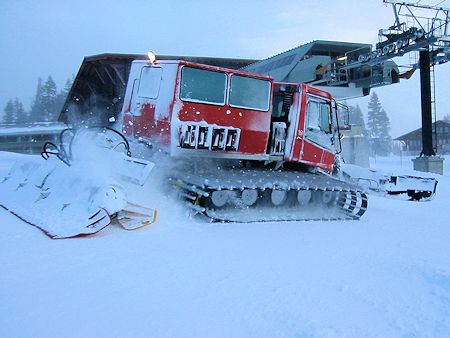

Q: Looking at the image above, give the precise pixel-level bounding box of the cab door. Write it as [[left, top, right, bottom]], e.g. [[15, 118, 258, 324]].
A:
[[300, 96, 336, 171], [130, 65, 163, 139]]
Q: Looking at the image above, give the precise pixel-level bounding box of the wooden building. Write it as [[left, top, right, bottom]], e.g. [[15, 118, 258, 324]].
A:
[[395, 120, 450, 154]]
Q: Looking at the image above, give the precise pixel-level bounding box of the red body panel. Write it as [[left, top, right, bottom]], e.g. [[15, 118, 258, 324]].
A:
[[299, 141, 336, 171], [176, 102, 270, 154], [123, 103, 171, 145]]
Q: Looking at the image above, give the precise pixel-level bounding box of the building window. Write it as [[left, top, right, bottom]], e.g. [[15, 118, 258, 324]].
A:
[[32, 135, 48, 142], [0, 136, 18, 143]]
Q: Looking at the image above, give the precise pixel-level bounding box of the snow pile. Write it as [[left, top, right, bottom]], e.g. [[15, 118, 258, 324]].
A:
[[0, 153, 450, 337], [0, 129, 154, 238]]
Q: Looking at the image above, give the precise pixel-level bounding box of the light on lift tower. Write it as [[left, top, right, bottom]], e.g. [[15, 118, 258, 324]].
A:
[[147, 51, 157, 63]]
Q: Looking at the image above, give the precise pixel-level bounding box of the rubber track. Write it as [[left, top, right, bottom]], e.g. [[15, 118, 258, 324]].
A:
[[173, 169, 368, 222]]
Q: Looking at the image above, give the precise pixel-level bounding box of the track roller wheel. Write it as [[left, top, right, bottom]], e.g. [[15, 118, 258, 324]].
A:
[[271, 189, 287, 206], [321, 191, 335, 205], [211, 190, 231, 207], [241, 189, 258, 206], [297, 190, 312, 205]]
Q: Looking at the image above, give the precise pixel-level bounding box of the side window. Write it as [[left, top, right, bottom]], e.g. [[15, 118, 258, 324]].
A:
[[272, 94, 284, 118], [138, 67, 162, 99], [229, 75, 271, 111], [307, 99, 331, 133], [180, 67, 227, 105], [307, 101, 321, 130], [320, 103, 331, 133], [306, 97, 333, 150]]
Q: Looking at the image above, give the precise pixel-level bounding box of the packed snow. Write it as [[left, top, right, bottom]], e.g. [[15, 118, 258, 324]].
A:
[[1, 151, 450, 338]]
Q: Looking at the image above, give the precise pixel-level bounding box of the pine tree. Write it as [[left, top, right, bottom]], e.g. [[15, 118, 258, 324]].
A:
[[348, 104, 368, 136], [55, 77, 73, 119], [444, 114, 450, 122], [30, 77, 45, 122], [14, 98, 27, 124], [349, 104, 365, 127], [29, 76, 59, 122], [41, 76, 58, 122], [3, 99, 16, 124], [367, 92, 391, 156], [2, 98, 27, 124]]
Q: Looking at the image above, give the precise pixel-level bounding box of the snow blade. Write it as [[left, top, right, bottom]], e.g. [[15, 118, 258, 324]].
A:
[[116, 203, 158, 230], [44, 208, 112, 239], [38, 209, 111, 239], [0, 155, 117, 238], [0, 152, 153, 238], [0, 127, 158, 238], [0, 203, 111, 239]]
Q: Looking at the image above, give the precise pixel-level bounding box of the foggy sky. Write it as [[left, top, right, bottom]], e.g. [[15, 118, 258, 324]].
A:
[[1, 0, 449, 137]]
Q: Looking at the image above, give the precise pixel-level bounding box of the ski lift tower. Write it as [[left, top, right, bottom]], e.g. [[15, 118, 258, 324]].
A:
[[352, 0, 450, 173], [387, 0, 449, 173]]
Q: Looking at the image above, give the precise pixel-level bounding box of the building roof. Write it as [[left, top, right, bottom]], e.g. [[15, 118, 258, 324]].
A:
[[0, 122, 67, 136], [395, 120, 450, 140], [59, 53, 258, 125], [241, 40, 399, 98], [242, 40, 372, 82], [83, 53, 258, 69]]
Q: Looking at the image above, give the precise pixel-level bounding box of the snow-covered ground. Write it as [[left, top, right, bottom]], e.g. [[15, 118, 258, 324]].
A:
[[1, 151, 450, 338]]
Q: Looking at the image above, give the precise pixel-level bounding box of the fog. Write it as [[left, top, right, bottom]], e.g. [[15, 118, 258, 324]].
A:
[[1, 0, 449, 137]]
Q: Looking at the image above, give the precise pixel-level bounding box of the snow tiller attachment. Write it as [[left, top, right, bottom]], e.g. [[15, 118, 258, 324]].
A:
[[0, 127, 156, 239], [341, 164, 438, 201]]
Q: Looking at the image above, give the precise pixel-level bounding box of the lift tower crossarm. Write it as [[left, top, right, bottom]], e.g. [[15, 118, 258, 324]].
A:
[[383, 0, 450, 37], [384, 0, 450, 12]]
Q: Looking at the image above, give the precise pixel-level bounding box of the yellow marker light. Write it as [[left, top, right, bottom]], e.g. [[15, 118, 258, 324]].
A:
[[147, 51, 156, 63], [336, 55, 348, 61]]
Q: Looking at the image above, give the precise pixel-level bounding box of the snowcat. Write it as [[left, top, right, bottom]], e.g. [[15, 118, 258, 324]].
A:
[[112, 56, 371, 221]]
